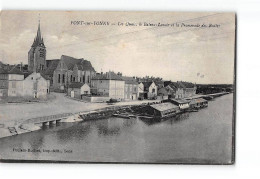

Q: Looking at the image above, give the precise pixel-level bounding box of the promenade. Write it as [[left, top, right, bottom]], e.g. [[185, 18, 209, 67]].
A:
[[0, 93, 159, 126]]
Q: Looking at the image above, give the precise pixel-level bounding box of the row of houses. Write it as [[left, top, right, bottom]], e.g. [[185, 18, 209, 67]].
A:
[[0, 67, 50, 99], [65, 70, 197, 101], [0, 58, 197, 101]]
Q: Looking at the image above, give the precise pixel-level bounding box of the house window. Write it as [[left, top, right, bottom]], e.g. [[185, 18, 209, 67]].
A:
[[80, 77, 82, 82], [73, 77, 75, 82], [33, 82, 37, 90], [62, 74, 65, 83], [152, 88, 155, 93], [58, 74, 60, 83], [12, 82, 16, 88]]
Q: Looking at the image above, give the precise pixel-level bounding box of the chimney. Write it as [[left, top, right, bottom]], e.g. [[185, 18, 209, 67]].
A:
[[20, 62, 23, 71]]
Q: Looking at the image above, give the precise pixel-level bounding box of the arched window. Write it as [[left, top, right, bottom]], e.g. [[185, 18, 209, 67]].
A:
[[62, 74, 65, 83], [58, 74, 60, 83]]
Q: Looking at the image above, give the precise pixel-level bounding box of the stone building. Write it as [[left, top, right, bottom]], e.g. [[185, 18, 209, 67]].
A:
[[121, 75, 138, 100], [67, 82, 90, 99], [164, 81, 197, 99], [142, 81, 158, 99], [0, 67, 50, 99], [0, 67, 24, 97], [138, 82, 144, 99], [91, 71, 125, 100]]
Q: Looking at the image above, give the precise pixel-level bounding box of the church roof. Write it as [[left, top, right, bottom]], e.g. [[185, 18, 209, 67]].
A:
[[61, 55, 95, 72]]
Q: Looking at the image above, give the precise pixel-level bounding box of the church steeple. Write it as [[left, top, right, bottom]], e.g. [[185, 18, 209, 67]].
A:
[[31, 15, 45, 47], [28, 14, 46, 72]]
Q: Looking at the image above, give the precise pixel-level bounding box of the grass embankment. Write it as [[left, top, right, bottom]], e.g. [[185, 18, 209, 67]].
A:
[[0, 93, 56, 104]]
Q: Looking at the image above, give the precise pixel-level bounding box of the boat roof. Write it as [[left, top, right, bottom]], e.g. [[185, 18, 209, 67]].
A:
[[169, 98, 191, 104], [190, 98, 207, 104], [151, 102, 179, 112]]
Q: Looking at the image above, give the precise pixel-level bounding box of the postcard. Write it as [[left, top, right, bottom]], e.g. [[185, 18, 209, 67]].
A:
[[0, 11, 235, 164]]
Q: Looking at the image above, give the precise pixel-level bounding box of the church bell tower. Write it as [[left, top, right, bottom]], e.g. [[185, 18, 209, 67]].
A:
[[28, 17, 46, 72]]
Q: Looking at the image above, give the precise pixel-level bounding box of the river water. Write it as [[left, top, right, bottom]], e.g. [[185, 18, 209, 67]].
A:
[[0, 94, 234, 164]]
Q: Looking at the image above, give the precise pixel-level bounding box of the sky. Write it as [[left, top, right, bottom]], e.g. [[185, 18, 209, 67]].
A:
[[0, 11, 235, 84]]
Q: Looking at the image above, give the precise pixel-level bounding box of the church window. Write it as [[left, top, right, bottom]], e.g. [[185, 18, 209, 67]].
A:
[[62, 74, 65, 83], [58, 74, 60, 83], [71, 75, 73, 82], [88, 76, 90, 83], [83, 76, 85, 83]]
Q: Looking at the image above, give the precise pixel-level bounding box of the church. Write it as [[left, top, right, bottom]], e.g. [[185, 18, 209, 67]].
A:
[[28, 20, 96, 92], [28, 22, 46, 72]]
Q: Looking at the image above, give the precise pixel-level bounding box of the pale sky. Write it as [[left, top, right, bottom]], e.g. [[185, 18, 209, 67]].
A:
[[0, 11, 235, 84]]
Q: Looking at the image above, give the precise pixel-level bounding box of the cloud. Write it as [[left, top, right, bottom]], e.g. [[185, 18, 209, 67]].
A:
[[0, 29, 35, 64]]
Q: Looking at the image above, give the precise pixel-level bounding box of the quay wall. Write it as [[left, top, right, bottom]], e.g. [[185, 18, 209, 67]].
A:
[[0, 92, 231, 139]]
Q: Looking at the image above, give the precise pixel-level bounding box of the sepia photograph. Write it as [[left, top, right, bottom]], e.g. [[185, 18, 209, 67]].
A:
[[0, 11, 235, 164]]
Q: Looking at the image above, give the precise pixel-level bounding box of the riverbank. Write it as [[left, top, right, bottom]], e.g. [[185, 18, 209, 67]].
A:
[[0, 93, 159, 139], [0, 92, 230, 139]]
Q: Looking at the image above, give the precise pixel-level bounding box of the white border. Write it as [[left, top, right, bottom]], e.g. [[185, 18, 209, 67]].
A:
[[1, 0, 260, 179]]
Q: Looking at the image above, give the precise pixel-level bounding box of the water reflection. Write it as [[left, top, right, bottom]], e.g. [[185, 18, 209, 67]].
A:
[[55, 122, 92, 143], [139, 113, 191, 126]]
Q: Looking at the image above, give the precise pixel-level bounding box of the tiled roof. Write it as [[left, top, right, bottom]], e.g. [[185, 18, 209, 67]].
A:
[[7, 66, 24, 75], [169, 98, 190, 104], [92, 72, 123, 81], [142, 82, 153, 88], [45, 59, 60, 75], [121, 76, 138, 84], [68, 82, 85, 88], [164, 81, 195, 89], [151, 102, 179, 112], [179, 81, 195, 88], [190, 98, 207, 104], [61, 55, 95, 72], [24, 72, 49, 80]]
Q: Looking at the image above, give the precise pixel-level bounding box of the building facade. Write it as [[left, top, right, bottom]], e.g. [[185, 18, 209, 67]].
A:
[[138, 82, 144, 99], [91, 72, 125, 100], [121, 76, 138, 100], [164, 81, 197, 99], [52, 55, 95, 92], [67, 82, 90, 99], [0, 68, 50, 99], [142, 81, 158, 99]]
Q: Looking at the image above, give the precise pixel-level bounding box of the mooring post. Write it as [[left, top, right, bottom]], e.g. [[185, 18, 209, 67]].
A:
[[49, 121, 56, 125], [42, 122, 48, 126]]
